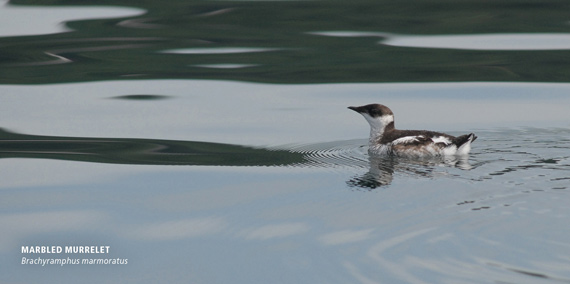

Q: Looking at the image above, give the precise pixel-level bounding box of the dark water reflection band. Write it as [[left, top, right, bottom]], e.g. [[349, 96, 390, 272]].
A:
[[0, 128, 306, 167]]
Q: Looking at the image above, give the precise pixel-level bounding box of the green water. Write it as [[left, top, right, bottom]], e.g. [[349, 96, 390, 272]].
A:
[[3, 0, 570, 84]]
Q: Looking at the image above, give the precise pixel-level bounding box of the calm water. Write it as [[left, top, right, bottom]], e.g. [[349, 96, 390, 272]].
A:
[[1, 1, 570, 284]]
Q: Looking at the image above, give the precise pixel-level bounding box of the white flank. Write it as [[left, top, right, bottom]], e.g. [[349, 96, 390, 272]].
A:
[[441, 145, 458, 156]]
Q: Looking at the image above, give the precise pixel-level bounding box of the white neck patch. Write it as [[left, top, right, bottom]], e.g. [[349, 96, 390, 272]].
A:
[[362, 114, 393, 143]]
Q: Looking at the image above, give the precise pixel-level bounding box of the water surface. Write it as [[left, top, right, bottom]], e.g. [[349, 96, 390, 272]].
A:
[[2, 81, 569, 284]]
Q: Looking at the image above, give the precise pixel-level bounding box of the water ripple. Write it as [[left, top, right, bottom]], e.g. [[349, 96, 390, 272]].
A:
[[283, 139, 369, 169]]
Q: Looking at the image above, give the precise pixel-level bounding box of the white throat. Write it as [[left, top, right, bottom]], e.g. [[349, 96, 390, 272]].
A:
[[362, 114, 393, 145]]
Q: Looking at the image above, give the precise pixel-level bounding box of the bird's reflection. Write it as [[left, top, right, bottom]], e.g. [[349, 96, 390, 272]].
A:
[[347, 153, 473, 190], [347, 155, 396, 189]]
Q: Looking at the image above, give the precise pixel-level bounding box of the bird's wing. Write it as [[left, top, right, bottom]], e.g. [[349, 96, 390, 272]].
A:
[[391, 135, 431, 146], [391, 135, 455, 148]]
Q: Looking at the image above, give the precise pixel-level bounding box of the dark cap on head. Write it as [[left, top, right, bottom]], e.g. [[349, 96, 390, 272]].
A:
[[348, 104, 393, 118]]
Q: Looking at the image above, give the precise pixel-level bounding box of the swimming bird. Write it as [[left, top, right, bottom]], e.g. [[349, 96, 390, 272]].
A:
[[348, 104, 476, 157]]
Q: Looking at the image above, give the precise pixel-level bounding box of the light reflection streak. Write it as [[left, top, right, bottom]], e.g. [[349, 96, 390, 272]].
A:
[[311, 31, 570, 50], [0, 1, 145, 37]]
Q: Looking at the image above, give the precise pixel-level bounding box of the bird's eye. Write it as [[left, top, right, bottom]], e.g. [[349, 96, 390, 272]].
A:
[[370, 109, 382, 117]]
